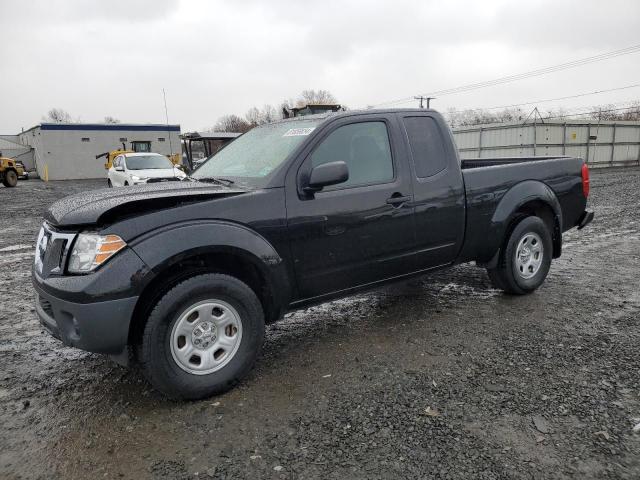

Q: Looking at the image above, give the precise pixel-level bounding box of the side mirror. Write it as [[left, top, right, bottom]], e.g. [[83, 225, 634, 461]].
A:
[[115, 165, 124, 172], [305, 161, 349, 193]]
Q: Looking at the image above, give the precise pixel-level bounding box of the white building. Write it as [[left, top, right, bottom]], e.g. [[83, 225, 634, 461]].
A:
[[15, 123, 181, 180]]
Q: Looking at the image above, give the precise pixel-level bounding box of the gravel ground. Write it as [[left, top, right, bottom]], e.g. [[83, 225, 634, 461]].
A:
[[1, 168, 639, 480]]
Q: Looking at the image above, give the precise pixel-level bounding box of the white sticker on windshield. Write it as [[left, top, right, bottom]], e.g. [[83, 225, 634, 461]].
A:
[[283, 127, 315, 137]]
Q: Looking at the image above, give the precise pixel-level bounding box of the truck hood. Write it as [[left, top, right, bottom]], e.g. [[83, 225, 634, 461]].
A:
[[45, 181, 247, 227]]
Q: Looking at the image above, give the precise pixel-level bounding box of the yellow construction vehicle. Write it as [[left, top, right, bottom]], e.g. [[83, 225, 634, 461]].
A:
[[96, 143, 134, 170], [0, 155, 25, 187]]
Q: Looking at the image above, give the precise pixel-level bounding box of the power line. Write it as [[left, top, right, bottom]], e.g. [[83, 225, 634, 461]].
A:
[[447, 83, 640, 113], [373, 43, 640, 107], [542, 103, 640, 120]]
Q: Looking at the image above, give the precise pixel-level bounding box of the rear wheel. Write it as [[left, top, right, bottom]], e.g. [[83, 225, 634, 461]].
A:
[[487, 216, 552, 295], [2, 169, 18, 187], [139, 274, 265, 399], [107, 179, 112, 188]]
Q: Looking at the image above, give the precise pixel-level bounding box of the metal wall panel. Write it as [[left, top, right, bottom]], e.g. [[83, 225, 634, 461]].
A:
[[453, 120, 640, 167]]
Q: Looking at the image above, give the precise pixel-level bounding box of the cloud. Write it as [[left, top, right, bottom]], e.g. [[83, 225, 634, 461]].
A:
[[1, 0, 639, 133]]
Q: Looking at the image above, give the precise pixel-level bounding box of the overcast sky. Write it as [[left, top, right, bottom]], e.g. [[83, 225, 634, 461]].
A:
[[2, 0, 639, 133]]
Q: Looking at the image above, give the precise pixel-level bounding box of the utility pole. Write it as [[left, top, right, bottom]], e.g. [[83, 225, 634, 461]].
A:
[[415, 96, 435, 108]]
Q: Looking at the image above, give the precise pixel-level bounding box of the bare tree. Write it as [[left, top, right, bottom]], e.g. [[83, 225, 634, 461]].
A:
[[584, 102, 640, 121], [445, 106, 535, 128], [212, 90, 340, 130], [245, 105, 278, 126], [213, 114, 252, 133], [44, 108, 73, 123], [297, 89, 337, 107], [103, 116, 120, 124]]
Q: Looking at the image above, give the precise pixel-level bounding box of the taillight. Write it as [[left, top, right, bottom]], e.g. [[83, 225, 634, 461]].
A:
[[581, 163, 590, 198]]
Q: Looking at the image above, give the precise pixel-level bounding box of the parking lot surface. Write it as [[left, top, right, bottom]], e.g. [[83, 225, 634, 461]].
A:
[[1, 169, 639, 479]]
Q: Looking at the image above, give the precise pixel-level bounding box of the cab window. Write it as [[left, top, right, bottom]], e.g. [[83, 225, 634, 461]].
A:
[[402, 116, 447, 178], [309, 121, 393, 189]]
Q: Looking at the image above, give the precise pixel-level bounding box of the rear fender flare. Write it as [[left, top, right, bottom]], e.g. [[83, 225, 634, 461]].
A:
[[484, 181, 562, 264]]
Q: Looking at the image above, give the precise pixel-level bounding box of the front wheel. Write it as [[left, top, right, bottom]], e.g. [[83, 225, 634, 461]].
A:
[[487, 216, 552, 295], [2, 170, 18, 187], [139, 274, 265, 399]]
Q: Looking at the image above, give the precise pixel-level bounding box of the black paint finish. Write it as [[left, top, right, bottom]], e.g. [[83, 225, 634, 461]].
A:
[[32, 109, 592, 355]]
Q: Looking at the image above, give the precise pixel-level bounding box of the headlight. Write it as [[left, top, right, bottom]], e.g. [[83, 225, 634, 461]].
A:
[[131, 175, 148, 181], [68, 233, 126, 273]]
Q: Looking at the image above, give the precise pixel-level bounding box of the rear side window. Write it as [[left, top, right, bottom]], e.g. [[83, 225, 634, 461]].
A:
[[310, 121, 394, 189], [403, 116, 447, 178]]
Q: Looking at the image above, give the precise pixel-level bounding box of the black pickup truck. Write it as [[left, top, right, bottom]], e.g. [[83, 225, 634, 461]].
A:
[[33, 109, 593, 399]]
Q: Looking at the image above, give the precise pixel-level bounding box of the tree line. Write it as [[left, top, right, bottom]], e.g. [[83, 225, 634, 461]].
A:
[[41, 89, 339, 133], [43, 93, 640, 132], [210, 89, 338, 133], [445, 102, 640, 128]]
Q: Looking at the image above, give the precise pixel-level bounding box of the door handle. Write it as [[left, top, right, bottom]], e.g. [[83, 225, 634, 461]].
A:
[[386, 194, 411, 207]]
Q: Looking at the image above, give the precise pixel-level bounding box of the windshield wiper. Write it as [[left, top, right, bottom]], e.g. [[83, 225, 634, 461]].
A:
[[190, 176, 236, 186]]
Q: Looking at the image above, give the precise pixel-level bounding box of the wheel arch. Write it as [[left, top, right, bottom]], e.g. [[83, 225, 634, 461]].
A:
[[127, 221, 291, 348], [483, 181, 563, 266]]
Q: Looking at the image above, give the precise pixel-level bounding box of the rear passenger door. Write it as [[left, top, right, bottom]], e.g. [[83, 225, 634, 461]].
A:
[[399, 114, 465, 267], [286, 115, 416, 299]]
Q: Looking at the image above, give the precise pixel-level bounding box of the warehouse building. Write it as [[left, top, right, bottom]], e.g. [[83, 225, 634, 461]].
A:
[[15, 123, 181, 180], [0, 135, 33, 166]]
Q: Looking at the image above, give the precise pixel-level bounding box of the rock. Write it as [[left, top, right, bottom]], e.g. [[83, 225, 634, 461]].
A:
[[485, 384, 506, 392], [423, 406, 440, 417], [274, 465, 284, 472], [532, 415, 551, 434]]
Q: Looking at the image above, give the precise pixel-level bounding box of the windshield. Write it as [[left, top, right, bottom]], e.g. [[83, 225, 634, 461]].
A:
[[125, 155, 173, 170], [192, 119, 320, 182]]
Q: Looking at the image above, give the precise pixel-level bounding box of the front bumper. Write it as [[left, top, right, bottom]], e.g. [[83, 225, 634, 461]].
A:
[[32, 247, 149, 355], [35, 286, 137, 355]]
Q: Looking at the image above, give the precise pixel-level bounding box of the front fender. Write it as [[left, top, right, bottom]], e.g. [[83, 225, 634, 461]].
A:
[[483, 180, 562, 262], [130, 220, 291, 315]]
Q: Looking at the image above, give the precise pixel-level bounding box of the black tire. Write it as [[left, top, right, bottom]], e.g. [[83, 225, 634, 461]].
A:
[[107, 179, 112, 188], [2, 169, 18, 187], [124, 181, 129, 186], [139, 274, 265, 400], [487, 216, 552, 295]]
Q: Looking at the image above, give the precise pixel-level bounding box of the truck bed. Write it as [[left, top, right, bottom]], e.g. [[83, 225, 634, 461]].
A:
[[458, 155, 587, 263]]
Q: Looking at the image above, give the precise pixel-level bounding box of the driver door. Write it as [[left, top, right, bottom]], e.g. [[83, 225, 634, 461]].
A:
[[286, 116, 416, 300]]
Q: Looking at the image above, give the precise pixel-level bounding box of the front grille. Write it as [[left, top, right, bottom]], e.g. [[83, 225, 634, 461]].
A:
[[35, 223, 76, 277], [43, 238, 66, 272], [146, 177, 180, 183]]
